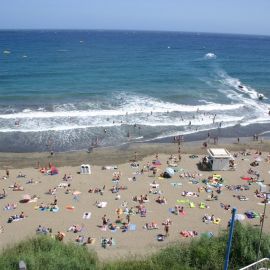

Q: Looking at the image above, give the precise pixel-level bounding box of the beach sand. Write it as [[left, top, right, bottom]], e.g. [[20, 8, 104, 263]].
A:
[[0, 139, 270, 261]]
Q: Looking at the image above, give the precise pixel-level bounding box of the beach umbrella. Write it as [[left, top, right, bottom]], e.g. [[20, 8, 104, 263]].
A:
[[255, 157, 262, 162], [22, 194, 31, 201], [73, 191, 81, 195], [165, 167, 175, 176]]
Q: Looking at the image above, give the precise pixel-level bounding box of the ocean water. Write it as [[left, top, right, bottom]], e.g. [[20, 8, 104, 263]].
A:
[[0, 30, 270, 152]]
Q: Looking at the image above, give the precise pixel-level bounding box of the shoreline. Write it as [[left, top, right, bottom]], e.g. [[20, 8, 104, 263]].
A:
[[0, 136, 269, 169]]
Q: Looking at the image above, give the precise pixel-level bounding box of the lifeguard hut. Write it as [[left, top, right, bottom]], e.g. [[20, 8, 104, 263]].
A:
[[207, 148, 234, 171]]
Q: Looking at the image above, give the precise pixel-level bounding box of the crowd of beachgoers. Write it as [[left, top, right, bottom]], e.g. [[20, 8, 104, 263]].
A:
[[0, 144, 269, 258]]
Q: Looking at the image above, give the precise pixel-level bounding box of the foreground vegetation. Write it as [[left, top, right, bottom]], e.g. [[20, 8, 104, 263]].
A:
[[0, 223, 269, 270]]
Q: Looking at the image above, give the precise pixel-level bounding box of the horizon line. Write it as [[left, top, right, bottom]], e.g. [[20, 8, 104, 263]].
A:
[[0, 28, 269, 38]]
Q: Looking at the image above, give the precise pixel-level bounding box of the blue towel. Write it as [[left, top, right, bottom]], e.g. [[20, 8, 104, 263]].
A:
[[129, 224, 136, 231]]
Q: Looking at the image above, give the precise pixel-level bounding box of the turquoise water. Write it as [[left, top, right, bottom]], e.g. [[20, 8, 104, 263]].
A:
[[0, 30, 270, 151]]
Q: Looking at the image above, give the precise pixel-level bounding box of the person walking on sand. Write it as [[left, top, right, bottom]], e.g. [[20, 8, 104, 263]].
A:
[[164, 223, 169, 237], [126, 214, 130, 224]]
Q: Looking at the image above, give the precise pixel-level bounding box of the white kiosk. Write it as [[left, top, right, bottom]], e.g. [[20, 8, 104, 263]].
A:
[[207, 148, 234, 171], [80, 164, 91, 174]]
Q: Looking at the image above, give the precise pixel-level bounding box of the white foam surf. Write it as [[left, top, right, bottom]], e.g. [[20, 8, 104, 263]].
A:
[[204, 52, 216, 59]]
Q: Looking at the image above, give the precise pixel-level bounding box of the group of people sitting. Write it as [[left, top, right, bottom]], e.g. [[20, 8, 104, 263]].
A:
[[36, 225, 52, 235], [173, 206, 185, 215], [132, 194, 149, 203], [3, 203, 17, 210], [202, 214, 220, 224], [156, 196, 167, 204], [75, 235, 95, 245], [67, 224, 84, 233], [144, 222, 159, 230], [101, 237, 113, 248], [7, 212, 26, 223], [88, 186, 105, 195]]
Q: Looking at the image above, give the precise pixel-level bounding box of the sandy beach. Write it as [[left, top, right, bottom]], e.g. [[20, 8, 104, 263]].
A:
[[0, 139, 270, 261]]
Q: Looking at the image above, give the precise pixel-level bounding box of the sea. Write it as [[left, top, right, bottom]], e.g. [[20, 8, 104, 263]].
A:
[[0, 30, 270, 152]]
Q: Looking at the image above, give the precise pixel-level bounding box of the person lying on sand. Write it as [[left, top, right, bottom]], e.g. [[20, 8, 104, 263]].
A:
[[220, 203, 231, 210], [11, 183, 24, 191]]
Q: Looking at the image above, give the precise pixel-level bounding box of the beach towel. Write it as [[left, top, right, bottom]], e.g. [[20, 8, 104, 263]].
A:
[[241, 177, 252, 181], [245, 211, 260, 219], [189, 180, 199, 184], [201, 232, 214, 238], [189, 202, 195, 208], [170, 182, 182, 187], [83, 212, 91, 219], [213, 218, 221, 225], [129, 224, 136, 231], [176, 199, 189, 204], [66, 205, 75, 210], [51, 207, 59, 213], [199, 203, 206, 209]]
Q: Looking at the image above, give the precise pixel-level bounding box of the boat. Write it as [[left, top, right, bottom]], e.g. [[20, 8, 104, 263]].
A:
[[238, 85, 244, 89]]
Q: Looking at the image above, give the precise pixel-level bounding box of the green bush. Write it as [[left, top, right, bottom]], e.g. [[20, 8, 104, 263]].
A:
[[0, 236, 98, 270], [0, 223, 269, 270]]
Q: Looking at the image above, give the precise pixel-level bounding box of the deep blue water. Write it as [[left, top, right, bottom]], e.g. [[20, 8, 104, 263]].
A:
[[0, 30, 270, 151]]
